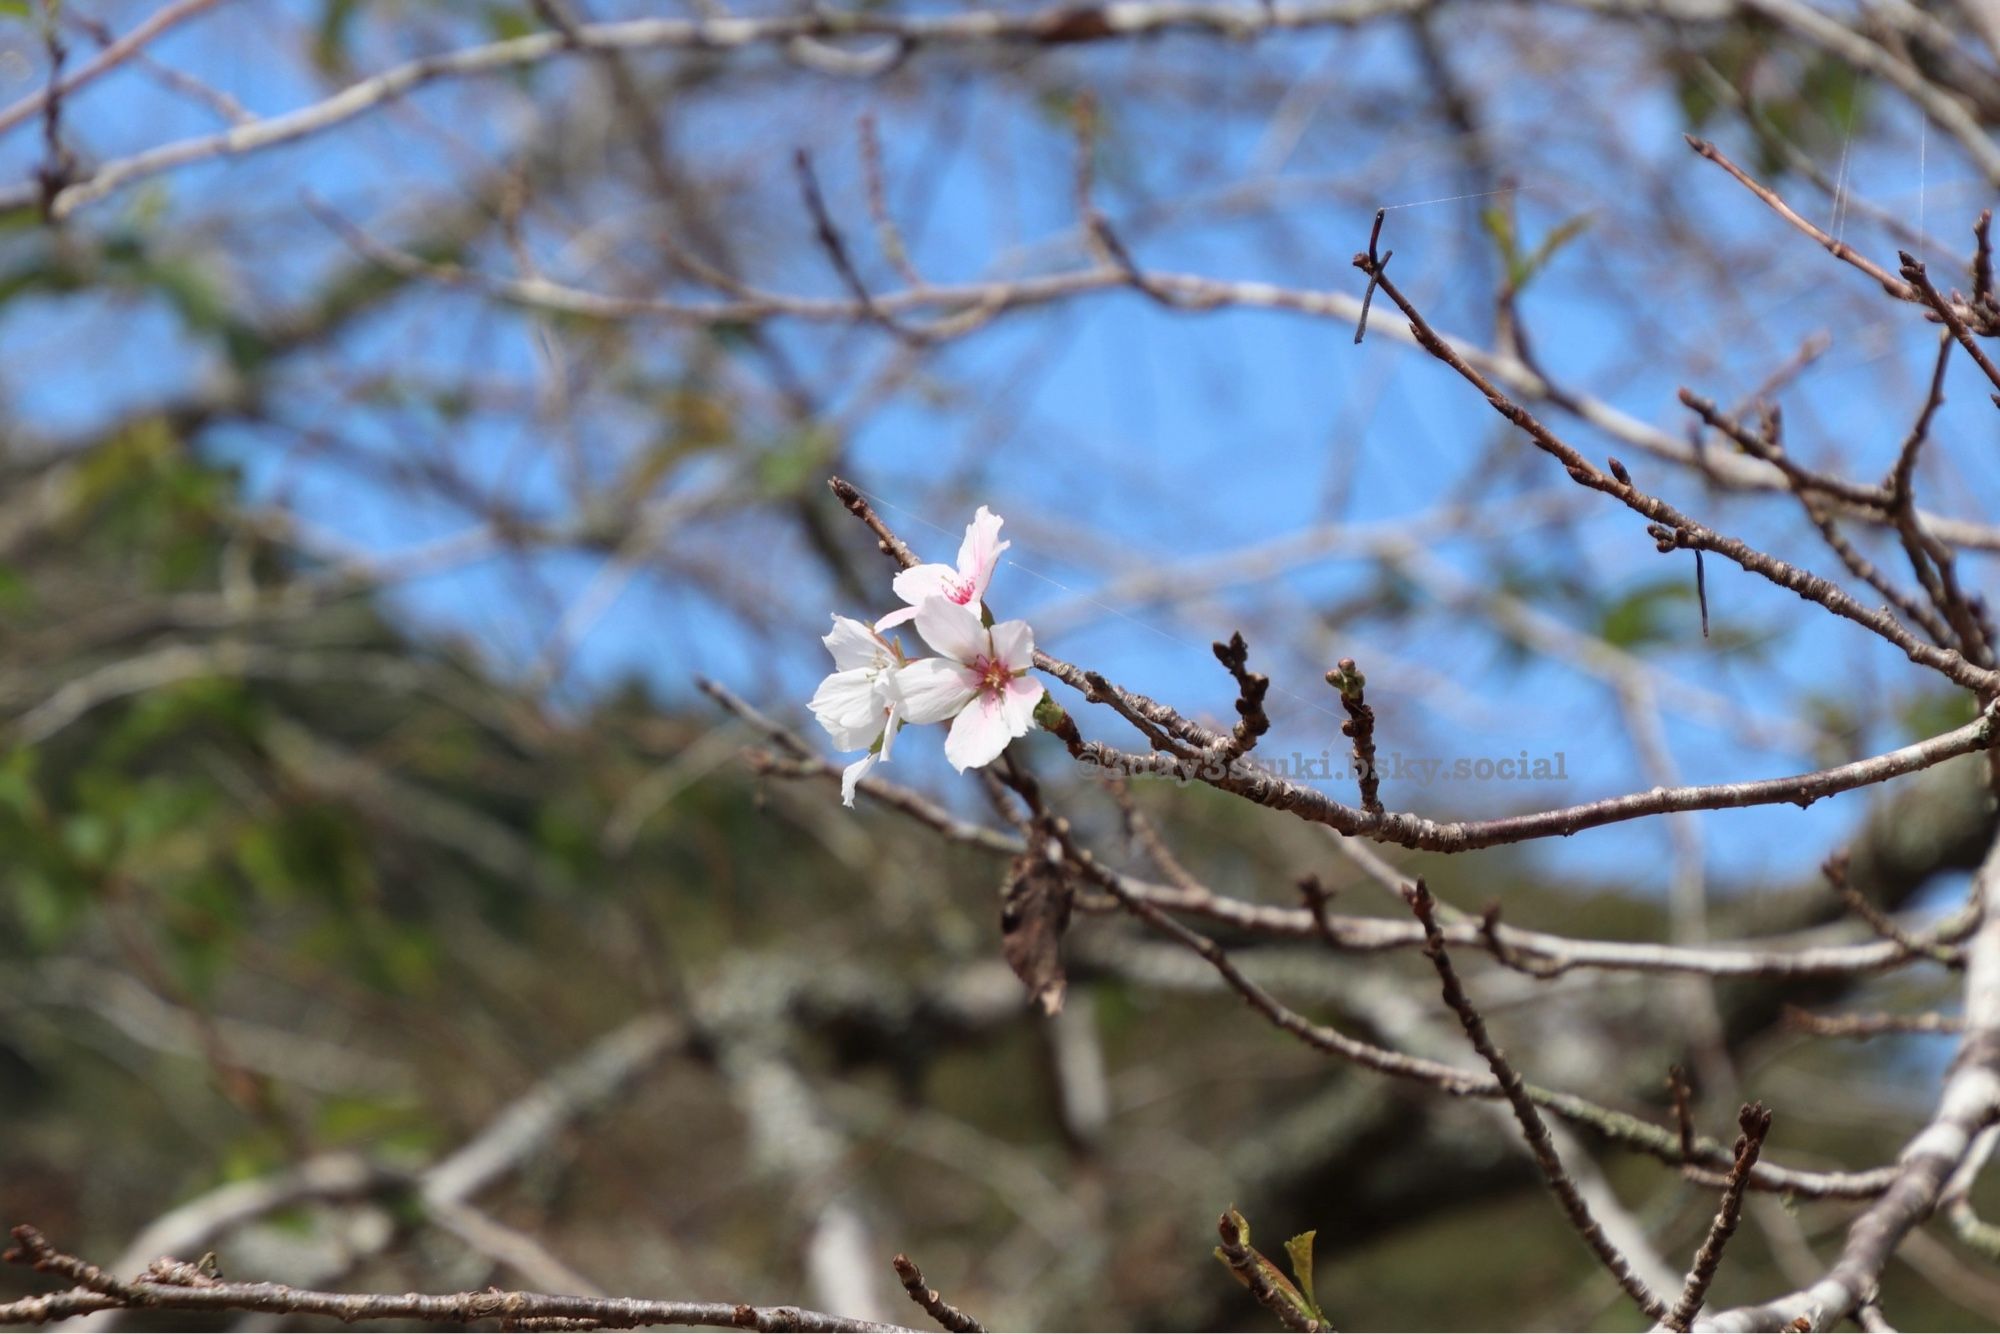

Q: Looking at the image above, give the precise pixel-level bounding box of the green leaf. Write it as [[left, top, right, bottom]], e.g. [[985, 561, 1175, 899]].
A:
[[481, 2, 537, 40], [313, 0, 363, 75], [1899, 690, 1979, 746], [1285, 1230, 1324, 1323], [1596, 577, 1694, 650], [1520, 213, 1593, 284], [0, 747, 42, 820], [756, 425, 839, 498], [1479, 206, 1519, 277], [1214, 1209, 1320, 1328], [1485, 204, 1592, 290], [60, 812, 113, 866]]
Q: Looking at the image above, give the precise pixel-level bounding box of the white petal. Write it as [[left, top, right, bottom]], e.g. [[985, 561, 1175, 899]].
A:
[[878, 706, 903, 762], [891, 564, 960, 609], [944, 690, 1016, 771], [914, 597, 989, 665], [956, 506, 1010, 600], [874, 605, 919, 632], [822, 614, 885, 672], [811, 669, 884, 751], [988, 618, 1036, 671], [840, 751, 878, 807], [1000, 674, 1044, 735], [890, 658, 981, 725]]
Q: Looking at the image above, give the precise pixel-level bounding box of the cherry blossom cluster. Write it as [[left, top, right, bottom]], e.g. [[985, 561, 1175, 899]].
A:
[[810, 507, 1046, 806]]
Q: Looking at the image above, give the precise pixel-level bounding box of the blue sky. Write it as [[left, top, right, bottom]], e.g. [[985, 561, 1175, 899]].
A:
[[2, 0, 1994, 903]]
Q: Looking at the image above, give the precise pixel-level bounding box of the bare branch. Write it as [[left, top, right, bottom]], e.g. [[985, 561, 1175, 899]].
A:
[[890, 1255, 984, 1334], [1667, 1103, 1775, 1330], [1402, 878, 1670, 1323], [1, 1226, 911, 1332]]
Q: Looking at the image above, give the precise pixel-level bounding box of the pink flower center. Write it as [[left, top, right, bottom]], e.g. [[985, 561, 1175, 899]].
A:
[[973, 654, 1011, 695], [945, 576, 977, 605]]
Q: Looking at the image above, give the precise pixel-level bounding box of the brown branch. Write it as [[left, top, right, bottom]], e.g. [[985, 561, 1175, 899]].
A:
[[1354, 250, 1996, 696], [1352, 207, 1389, 344], [1704, 839, 2000, 1332], [726, 674, 1983, 992], [1402, 879, 1670, 1323], [722, 689, 1913, 1200], [1109, 777, 1204, 894], [1975, 210, 1995, 310], [1802, 499, 1956, 650], [1211, 631, 1271, 761], [1325, 657, 1382, 815], [1665, 1103, 1774, 1330], [1685, 135, 1914, 302], [1668, 1065, 1698, 1160], [1901, 251, 2000, 395], [1, 1226, 910, 1332], [1214, 1211, 1322, 1333], [1678, 390, 1887, 513], [1881, 334, 1992, 669], [838, 422, 2000, 856], [828, 476, 921, 571], [1478, 902, 1564, 979], [1051, 695, 2000, 853], [1298, 873, 1342, 950], [1826, 850, 1965, 969], [794, 150, 923, 345], [889, 1255, 984, 1333], [858, 115, 924, 290]]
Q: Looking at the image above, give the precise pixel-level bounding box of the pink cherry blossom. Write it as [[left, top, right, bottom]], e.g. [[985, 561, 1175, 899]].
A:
[[891, 597, 1044, 772], [874, 506, 1009, 631]]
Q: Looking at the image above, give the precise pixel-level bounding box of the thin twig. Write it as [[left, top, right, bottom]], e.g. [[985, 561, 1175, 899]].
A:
[[1352, 207, 1389, 344], [1401, 879, 1669, 1321], [889, 1255, 984, 1333], [858, 116, 924, 289], [1211, 631, 1271, 761], [1901, 251, 2000, 394], [794, 150, 922, 344], [1215, 1212, 1321, 1332], [1, 1226, 910, 1332], [1666, 1103, 1775, 1330]]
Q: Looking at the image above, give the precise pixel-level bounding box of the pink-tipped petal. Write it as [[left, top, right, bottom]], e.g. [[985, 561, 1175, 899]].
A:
[[957, 506, 1010, 598], [891, 563, 960, 609], [873, 605, 919, 632]]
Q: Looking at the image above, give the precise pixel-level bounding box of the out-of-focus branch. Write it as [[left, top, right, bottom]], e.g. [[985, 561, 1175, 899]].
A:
[[1702, 836, 2000, 1332], [0, 1225, 910, 1332], [0, 0, 231, 136]]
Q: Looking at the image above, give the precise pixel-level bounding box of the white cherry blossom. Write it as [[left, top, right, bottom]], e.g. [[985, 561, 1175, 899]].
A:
[[809, 614, 908, 806], [891, 596, 1044, 772]]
